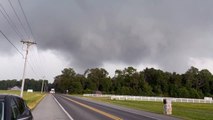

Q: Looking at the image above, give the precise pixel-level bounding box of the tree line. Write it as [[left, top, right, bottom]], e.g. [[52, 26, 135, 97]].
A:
[[53, 66, 213, 98], [0, 79, 48, 92]]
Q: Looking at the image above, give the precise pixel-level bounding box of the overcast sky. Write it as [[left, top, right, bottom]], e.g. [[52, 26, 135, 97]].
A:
[[1, 0, 213, 82]]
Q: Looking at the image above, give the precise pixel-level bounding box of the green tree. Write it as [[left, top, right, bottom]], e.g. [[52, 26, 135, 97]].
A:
[[183, 66, 199, 89], [84, 68, 110, 92], [197, 69, 212, 95], [178, 87, 190, 98], [53, 68, 76, 93]]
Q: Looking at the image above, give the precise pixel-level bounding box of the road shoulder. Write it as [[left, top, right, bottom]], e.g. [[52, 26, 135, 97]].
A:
[[32, 94, 70, 120]]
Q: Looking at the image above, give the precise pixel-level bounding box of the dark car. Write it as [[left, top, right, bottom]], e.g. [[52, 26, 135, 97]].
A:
[[0, 94, 33, 120]]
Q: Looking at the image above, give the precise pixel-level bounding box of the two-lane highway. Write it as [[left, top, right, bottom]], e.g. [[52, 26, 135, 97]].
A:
[[53, 94, 181, 120]]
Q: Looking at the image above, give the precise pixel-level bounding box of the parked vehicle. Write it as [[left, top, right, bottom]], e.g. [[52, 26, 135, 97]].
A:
[[0, 94, 33, 120]]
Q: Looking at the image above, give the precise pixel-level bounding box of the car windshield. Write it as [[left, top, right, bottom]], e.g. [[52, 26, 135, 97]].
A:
[[0, 102, 4, 120]]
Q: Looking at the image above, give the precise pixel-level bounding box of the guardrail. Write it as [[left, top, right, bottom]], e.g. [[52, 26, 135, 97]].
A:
[[83, 94, 213, 103]]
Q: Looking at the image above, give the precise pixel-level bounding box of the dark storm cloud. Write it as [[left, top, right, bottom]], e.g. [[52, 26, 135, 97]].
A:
[[1, 0, 213, 73]]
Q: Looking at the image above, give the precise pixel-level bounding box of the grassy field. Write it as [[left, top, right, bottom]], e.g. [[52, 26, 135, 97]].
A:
[[83, 96, 213, 120], [0, 90, 46, 109]]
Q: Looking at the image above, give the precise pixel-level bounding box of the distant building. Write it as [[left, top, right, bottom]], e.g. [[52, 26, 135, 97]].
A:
[[204, 97, 212, 101], [9, 86, 21, 91], [27, 89, 33, 93]]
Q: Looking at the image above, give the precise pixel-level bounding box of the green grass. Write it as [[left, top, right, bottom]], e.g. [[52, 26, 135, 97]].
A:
[[81, 96, 213, 120], [0, 90, 46, 109]]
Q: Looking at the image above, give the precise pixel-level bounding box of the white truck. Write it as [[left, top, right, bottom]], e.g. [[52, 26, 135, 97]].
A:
[[50, 88, 55, 93]]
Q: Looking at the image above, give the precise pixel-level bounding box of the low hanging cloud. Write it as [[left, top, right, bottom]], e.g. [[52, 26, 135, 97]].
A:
[[1, 0, 213, 73]]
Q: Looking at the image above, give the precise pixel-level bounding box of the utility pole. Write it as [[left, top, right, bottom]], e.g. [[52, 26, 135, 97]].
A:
[[41, 76, 45, 93], [20, 40, 36, 98]]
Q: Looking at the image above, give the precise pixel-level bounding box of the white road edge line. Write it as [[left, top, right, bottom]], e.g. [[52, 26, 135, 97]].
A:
[[52, 94, 74, 120]]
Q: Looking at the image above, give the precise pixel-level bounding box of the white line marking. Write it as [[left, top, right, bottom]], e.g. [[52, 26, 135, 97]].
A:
[[52, 94, 74, 120]]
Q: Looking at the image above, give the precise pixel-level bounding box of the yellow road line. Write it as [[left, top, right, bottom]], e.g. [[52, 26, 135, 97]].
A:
[[62, 96, 123, 120]]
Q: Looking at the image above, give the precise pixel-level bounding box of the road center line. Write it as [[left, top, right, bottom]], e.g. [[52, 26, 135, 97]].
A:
[[62, 96, 123, 120]]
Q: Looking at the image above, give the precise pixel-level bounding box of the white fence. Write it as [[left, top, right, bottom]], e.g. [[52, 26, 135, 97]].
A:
[[83, 94, 213, 104], [111, 96, 213, 104], [83, 94, 115, 97]]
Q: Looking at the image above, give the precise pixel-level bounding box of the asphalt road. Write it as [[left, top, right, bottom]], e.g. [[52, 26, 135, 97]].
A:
[[33, 94, 70, 120], [53, 94, 181, 120]]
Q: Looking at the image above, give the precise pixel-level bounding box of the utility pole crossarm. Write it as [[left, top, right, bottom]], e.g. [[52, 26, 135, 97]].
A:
[[21, 40, 36, 45], [20, 40, 36, 98]]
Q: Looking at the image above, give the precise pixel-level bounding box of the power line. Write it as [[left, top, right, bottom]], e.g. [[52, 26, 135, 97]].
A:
[[0, 4, 24, 40], [0, 1, 42, 90], [8, 0, 29, 39], [25, 45, 47, 82], [0, 30, 24, 57], [27, 47, 44, 79], [33, 46, 47, 76], [34, 46, 53, 80], [18, 0, 34, 41], [27, 61, 41, 80]]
